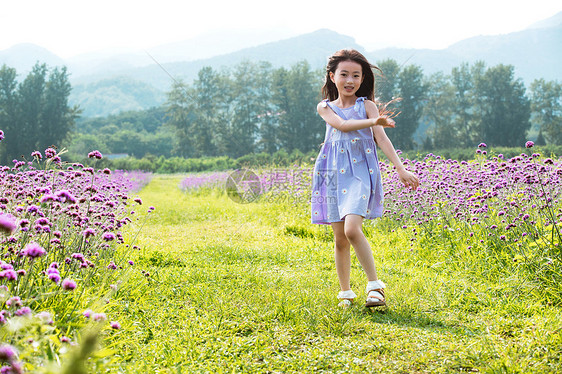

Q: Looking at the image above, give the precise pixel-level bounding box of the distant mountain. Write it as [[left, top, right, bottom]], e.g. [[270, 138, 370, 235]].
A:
[[527, 10, 562, 29], [71, 29, 362, 90], [0, 43, 65, 73], [71, 76, 166, 117], [64, 27, 296, 79], [367, 23, 561, 83], [0, 12, 560, 117]]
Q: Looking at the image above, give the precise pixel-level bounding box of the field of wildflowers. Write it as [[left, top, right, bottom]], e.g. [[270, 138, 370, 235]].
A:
[[179, 143, 562, 304], [2, 130, 562, 371], [0, 133, 153, 372]]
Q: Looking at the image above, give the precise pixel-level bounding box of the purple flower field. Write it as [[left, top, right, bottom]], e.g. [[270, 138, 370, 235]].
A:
[[0, 141, 153, 371], [180, 145, 562, 301], [178, 172, 230, 191]]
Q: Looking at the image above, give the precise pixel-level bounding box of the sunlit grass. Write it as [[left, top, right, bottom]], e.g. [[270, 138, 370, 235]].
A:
[[103, 175, 562, 373]]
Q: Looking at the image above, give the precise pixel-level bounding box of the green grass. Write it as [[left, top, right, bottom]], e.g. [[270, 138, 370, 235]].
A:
[[100, 175, 562, 373]]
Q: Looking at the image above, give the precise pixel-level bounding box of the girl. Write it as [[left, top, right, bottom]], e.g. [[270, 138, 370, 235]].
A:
[[311, 49, 419, 308]]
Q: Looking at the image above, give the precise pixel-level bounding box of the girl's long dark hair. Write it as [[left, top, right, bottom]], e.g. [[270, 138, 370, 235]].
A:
[[321, 49, 381, 102]]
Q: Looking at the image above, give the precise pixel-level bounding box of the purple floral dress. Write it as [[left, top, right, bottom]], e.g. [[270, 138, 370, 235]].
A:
[[311, 97, 384, 225]]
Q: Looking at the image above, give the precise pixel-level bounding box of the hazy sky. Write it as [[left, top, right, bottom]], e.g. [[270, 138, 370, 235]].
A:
[[1, 0, 560, 58]]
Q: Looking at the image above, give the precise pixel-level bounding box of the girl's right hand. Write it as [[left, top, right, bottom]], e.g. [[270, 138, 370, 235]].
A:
[[374, 116, 395, 128]]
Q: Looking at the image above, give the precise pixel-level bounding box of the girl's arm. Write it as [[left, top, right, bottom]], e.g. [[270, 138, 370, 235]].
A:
[[317, 101, 395, 133], [366, 101, 420, 190]]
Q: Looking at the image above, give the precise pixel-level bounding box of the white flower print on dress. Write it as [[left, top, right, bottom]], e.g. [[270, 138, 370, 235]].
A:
[[369, 168, 374, 174], [339, 168, 345, 174], [366, 148, 372, 154], [352, 158, 358, 163], [361, 194, 367, 200], [342, 188, 348, 194]]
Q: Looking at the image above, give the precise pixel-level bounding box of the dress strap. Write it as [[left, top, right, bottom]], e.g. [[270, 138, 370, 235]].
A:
[[323, 100, 348, 120], [354, 97, 367, 118]]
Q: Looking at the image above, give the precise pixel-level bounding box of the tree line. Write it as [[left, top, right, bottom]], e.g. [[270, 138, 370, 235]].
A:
[[0, 60, 561, 165], [166, 59, 561, 157], [0, 63, 79, 164]]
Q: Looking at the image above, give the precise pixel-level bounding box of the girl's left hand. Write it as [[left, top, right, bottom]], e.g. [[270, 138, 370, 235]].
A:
[[374, 115, 395, 128], [397, 169, 419, 190]]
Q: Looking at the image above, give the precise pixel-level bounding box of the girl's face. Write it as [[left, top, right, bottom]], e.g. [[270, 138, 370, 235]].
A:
[[329, 60, 363, 100]]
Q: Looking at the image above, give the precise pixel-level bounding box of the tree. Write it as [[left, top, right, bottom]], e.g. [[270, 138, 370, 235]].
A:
[[387, 64, 426, 150], [375, 59, 400, 104], [475, 64, 530, 147], [450, 63, 478, 147], [230, 61, 261, 157], [191, 67, 231, 157], [0, 63, 78, 164], [254, 62, 278, 154], [0, 65, 18, 164], [274, 61, 322, 152], [15, 63, 47, 160], [530, 79, 562, 144], [166, 80, 194, 157], [424, 72, 458, 148], [39, 66, 80, 152]]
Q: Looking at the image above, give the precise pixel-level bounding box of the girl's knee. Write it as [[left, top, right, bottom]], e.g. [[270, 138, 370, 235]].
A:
[[344, 225, 363, 242], [334, 237, 350, 250]]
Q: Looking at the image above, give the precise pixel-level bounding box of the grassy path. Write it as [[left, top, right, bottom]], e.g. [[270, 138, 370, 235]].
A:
[[108, 175, 562, 373]]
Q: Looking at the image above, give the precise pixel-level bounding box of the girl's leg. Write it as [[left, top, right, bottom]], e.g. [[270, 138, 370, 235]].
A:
[[343, 214, 378, 281], [331, 221, 352, 291]]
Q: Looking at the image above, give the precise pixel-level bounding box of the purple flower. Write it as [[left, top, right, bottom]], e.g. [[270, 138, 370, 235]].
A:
[[0, 214, 17, 235], [48, 272, 61, 284], [71, 253, 85, 262], [82, 228, 96, 239], [55, 190, 77, 204], [83, 309, 93, 318], [110, 321, 121, 330], [6, 297, 22, 308], [0, 270, 17, 281], [61, 279, 77, 291], [102, 232, 116, 241], [15, 307, 31, 317], [22, 242, 46, 258], [45, 147, 57, 158], [31, 151, 42, 159], [0, 130, 4, 141], [478, 143, 487, 148], [93, 313, 107, 321], [0, 344, 17, 363], [525, 141, 534, 148], [88, 150, 103, 159]]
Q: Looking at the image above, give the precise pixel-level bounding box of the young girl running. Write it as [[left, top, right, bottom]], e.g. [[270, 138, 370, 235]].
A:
[[311, 49, 419, 308]]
